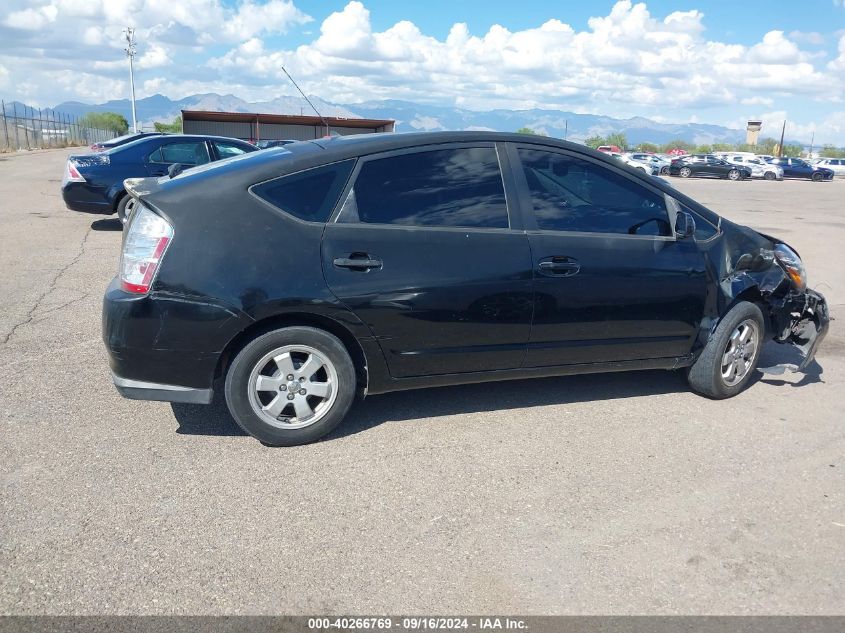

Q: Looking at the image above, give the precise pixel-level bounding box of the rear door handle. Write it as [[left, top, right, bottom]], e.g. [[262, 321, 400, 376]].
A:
[[538, 257, 580, 277], [333, 253, 383, 271]]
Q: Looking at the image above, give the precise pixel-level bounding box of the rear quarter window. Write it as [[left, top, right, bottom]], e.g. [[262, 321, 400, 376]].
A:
[[250, 160, 355, 223]]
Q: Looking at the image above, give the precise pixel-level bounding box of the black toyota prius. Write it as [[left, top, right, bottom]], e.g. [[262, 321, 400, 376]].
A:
[[103, 132, 829, 446]]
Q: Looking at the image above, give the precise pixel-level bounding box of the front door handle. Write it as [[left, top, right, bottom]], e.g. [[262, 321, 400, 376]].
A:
[[538, 257, 580, 277], [333, 253, 383, 271]]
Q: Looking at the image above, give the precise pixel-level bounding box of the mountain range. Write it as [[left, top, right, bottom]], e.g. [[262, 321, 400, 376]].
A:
[[4, 92, 769, 146]]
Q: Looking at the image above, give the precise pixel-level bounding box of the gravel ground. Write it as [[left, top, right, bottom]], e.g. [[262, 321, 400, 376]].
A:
[[1, 148, 843, 614]]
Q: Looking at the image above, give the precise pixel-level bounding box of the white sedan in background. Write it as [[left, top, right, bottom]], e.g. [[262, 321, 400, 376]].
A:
[[719, 154, 783, 180], [813, 158, 845, 177], [627, 152, 671, 175]]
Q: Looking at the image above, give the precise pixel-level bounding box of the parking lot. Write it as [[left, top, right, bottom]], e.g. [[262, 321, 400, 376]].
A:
[[1, 147, 843, 614]]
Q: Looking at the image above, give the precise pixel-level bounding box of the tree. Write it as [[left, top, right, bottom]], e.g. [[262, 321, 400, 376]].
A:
[[660, 139, 695, 153], [781, 143, 803, 157], [695, 144, 713, 154], [584, 135, 605, 149], [819, 144, 845, 158], [756, 137, 779, 155], [635, 142, 659, 153], [79, 111, 129, 134], [605, 132, 627, 150], [154, 116, 182, 133], [711, 143, 734, 153]]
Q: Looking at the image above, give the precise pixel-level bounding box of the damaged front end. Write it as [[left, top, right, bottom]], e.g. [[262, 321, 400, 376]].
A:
[[717, 230, 830, 372], [769, 287, 829, 371]]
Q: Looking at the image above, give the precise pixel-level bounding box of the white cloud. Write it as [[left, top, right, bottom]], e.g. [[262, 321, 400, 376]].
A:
[[4, 4, 58, 30], [1, 0, 844, 142]]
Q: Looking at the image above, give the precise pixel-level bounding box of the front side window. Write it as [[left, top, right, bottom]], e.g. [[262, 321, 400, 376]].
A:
[[339, 147, 509, 229], [149, 142, 210, 166], [518, 148, 671, 237]]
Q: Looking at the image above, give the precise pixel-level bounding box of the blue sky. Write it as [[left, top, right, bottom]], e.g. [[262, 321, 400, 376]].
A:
[[1, 0, 844, 142]]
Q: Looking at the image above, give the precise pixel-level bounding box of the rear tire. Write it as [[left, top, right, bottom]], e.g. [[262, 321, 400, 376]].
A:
[[687, 301, 765, 399], [224, 327, 356, 446], [660, 166, 670, 175], [679, 166, 692, 178]]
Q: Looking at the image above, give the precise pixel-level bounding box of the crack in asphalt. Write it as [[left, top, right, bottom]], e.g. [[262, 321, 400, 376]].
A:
[[0, 226, 94, 347]]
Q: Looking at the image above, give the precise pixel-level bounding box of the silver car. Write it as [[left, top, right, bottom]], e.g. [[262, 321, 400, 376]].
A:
[[720, 154, 783, 181]]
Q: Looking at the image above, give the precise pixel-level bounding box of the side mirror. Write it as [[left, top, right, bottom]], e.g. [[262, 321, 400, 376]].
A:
[[167, 163, 183, 179], [675, 211, 696, 239]]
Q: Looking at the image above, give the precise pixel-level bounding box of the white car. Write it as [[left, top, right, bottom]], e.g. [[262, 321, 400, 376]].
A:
[[611, 153, 659, 176], [813, 158, 845, 177], [719, 154, 783, 181], [626, 152, 671, 175]]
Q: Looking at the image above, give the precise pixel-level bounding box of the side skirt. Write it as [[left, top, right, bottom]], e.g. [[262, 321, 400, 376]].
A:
[[367, 355, 695, 396]]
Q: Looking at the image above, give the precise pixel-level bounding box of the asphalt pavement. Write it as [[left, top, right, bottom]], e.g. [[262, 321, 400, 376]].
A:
[[1, 148, 842, 614]]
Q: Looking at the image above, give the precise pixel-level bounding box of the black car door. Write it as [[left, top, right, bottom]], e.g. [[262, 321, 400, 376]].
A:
[[321, 143, 533, 378], [144, 139, 211, 176], [507, 144, 708, 367]]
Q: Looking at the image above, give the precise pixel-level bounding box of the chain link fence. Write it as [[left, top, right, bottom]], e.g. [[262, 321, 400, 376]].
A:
[[1, 100, 118, 152]]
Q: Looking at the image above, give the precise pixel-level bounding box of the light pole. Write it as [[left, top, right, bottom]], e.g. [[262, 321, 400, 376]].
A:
[[124, 27, 138, 133]]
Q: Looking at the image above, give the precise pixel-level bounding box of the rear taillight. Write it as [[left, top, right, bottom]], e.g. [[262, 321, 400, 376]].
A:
[[63, 160, 86, 184], [119, 204, 173, 294]]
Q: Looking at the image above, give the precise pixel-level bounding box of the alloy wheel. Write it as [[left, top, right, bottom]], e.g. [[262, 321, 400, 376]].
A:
[[247, 344, 338, 429], [720, 320, 760, 387]]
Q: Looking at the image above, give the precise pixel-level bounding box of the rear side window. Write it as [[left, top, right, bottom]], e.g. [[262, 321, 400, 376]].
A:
[[518, 149, 671, 236], [340, 147, 509, 229], [214, 140, 250, 159], [251, 160, 355, 223]]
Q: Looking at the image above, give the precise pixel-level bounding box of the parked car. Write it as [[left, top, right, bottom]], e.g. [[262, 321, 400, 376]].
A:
[[90, 132, 164, 152], [718, 154, 783, 180], [62, 134, 258, 223], [610, 152, 659, 175], [627, 152, 671, 175], [102, 132, 828, 446], [255, 139, 297, 149], [669, 154, 752, 180], [812, 158, 845, 177], [596, 145, 622, 153], [765, 157, 834, 181]]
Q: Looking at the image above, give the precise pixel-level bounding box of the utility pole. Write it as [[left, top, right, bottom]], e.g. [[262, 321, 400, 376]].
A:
[[808, 131, 814, 159], [564, 119, 568, 141], [778, 119, 786, 157], [124, 28, 138, 133]]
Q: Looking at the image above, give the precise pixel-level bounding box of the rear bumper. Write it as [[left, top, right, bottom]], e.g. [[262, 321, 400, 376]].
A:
[[103, 277, 251, 403], [112, 374, 213, 404], [62, 184, 113, 214]]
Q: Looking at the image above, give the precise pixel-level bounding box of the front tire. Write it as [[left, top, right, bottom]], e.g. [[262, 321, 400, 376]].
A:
[[224, 327, 356, 446], [660, 166, 670, 175], [116, 194, 131, 225], [728, 169, 740, 181], [687, 301, 765, 399], [811, 172, 823, 182]]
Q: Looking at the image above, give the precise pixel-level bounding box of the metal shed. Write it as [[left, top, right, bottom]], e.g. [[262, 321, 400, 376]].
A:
[[181, 110, 395, 142]]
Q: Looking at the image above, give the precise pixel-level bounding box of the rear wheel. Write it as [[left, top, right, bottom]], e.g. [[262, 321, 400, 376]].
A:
[[728, 169, 740, 181], [679, 166, 692, 178], [811, 172, 823, 182], [687, 301, 764, 399], [224, 327, 356, 446], [660, 166, 670, 175]]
